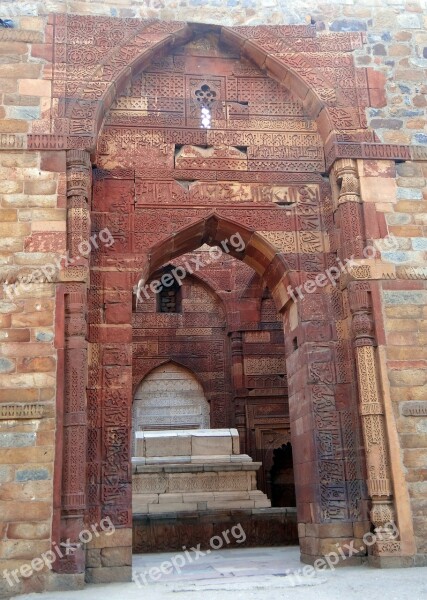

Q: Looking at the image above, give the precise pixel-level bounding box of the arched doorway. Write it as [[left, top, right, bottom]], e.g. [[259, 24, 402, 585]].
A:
[[56, 17, 414, 583], [82, 27, 367, 576]]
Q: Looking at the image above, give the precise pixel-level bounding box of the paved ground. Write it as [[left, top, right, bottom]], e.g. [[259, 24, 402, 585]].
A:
[[16, 546, 427, 600]]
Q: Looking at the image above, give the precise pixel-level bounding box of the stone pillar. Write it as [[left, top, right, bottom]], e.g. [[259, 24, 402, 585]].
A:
[[230, 331, 247, 453], [332, 158, 402, 559], [349, 281, 401, 558], [54, 150, 91, 574], [331, 158, 365, 261]]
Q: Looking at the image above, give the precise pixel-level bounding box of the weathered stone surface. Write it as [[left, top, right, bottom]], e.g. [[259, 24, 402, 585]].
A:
[[7, 522, 50, 540], [100, 547, 132, 567], [85, 566, 132, 584]]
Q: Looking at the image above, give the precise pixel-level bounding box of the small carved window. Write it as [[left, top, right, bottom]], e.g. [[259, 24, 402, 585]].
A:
[[157, 269, 182, 313], [195, 84, 216, 129]]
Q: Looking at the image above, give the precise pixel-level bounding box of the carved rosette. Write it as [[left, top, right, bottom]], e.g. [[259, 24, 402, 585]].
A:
[[349, 282, 400, 553]]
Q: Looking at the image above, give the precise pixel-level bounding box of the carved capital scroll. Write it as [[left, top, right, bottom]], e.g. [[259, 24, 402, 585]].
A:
[[332, 158, 360, 207], [331, 159, 365, 264]]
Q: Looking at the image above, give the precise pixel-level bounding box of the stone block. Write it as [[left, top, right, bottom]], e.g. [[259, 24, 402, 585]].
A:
[[0, 539, 50, 560], [145, 433, 192, 458], [158, 493, 184, 504], [0, 481, 52, 502], [191, 434, 232, 455], [132, 493, 159, 504], [0, 466, 12, 483], [254, 499, 271, 508], [18, 79, 51, 97], [100, 546, 132, 567], [214, 491, 251, 500], [181, 492, 212, 502], [0, 358, 15, 373], [397, 187, 423, 200], [7, 522, 50, 540], [360, 176, 397, 203], [132, 500, 149, 513], [0, 432, 36, 448], [86, 528, 132, 550], [0, 180, 23, 194], [15, 468, 50, 482], [11, 311, 53, 327], [23, 180, 57, 195], [0, 342, 55, 357], [0, 448, 53, 466], [148, 502, 198, 513], [17, 357, 56, 373], [207, 500, 255, 509], [0, 208, 17, 222], [86, 549, 101, 568], [0, 119, 29, 133], [85, 566, 132, 584], [330, 19, 367, 32], [389, 369, 427, 387]]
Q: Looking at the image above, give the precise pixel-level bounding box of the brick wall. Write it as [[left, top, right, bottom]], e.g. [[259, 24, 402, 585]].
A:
[[0, 17, 64, 596]]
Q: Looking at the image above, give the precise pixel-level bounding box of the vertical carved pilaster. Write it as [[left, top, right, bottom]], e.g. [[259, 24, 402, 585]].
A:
[[230, 331, 247, 452], [230, 331, 244, 389], [349, 282, 400, 555], [331, 159, 365, 260], [66, 149, 92, 268], [55, 150, 91, 574]]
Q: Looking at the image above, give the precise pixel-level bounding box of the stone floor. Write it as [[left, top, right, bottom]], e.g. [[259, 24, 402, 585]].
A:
[[16, 547, 427, 600]]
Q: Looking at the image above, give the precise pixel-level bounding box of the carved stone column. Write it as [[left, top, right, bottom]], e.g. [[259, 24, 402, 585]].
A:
[[230, 331, 247, 453], [55, 150, 91, 574], [349, 281, 400, 555], [230, 331, 244, 389], [331, 158, 365, 260]]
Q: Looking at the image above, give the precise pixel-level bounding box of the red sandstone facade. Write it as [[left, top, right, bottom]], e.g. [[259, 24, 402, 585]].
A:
[[1, 13, 426, 594]]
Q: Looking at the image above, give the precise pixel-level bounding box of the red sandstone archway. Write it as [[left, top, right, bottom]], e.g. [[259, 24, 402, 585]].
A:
[[56, 17, 411, 581], [134, 214, 293, 314]]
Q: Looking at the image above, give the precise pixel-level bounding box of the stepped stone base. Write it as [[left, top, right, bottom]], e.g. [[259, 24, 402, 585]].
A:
[[132, 429, 271, 514]]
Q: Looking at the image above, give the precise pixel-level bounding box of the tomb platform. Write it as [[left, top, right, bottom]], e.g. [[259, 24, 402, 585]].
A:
[[132, 429, 298, 551]]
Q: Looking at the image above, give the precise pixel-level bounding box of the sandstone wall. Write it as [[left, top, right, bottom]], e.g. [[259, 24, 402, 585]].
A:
[[0, 1, 427, 594]]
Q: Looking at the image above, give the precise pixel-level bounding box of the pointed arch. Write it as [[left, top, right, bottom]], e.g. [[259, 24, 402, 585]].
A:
[[55, 20, 347, 151], [134, 213, 294, 314]]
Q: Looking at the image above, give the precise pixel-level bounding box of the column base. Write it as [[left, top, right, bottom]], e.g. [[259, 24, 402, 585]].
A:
[[300, 552, 366, 567], [85, 566, 132, 584], [368, 554, 424, 568], [45, 573, 85, 592]]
